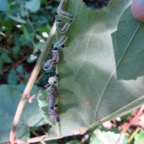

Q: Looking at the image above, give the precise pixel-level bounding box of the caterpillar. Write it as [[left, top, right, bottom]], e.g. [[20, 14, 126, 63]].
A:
[[48, 75, 58, 85], [50, 105, 60, 122], [56, 19, 73, 33], [43, 49, 59, 72], [42, 0, 74, 124], [57, 0, 73, 20], [52, 49, 60, 64], [47, 94, 55, 110], [43, 59, 54, 72], [47, 85, 58, 96], [54, 35, 68, 49]]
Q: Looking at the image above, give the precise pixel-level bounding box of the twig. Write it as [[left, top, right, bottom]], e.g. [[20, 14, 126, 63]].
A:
[[9, 22, 56, 144], [0, 31, 6, 37], [15, 134, 47, 144], [117, 105, 144, 144], [127, 127, 140, 143]]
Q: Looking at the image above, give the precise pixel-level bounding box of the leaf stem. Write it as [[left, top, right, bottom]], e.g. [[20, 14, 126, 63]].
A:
[[9, 22, 56, 144]]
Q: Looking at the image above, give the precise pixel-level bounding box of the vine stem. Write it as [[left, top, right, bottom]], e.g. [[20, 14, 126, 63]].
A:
[[9, 22, 56, 144], [14, 134, 61, 144]]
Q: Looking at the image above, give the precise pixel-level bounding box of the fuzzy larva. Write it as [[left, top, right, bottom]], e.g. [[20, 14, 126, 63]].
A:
[[54, 35, 68, 49], [48, 94, 55, 110], [57, 0, 73, 20], [52, 49, 60, 64], [56, 19, 73, 33], [48, 75, 58, 85], [43, 59, 54, 72], [51, 106, 60, 122], [47, 85, 58, 96]]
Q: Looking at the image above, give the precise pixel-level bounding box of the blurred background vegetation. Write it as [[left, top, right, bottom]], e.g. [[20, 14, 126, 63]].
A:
[[1, 0, 144, 144]]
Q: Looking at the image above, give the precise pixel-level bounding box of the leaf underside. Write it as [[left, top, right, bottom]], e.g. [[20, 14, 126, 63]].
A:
[[39, 0, 144, 141]]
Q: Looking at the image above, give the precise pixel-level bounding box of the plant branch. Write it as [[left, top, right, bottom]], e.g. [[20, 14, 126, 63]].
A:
[[9, 22, 56, 144], [15, 134, 62, 144], [15, 134, 47, 144]]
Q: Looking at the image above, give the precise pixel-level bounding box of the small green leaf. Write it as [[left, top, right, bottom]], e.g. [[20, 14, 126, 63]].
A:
[[90, 131, 128, 144], [0, 0, 9, 12], [25, 0, 41, 12], [134, 131, 144, 144], [7, 14, 26, 23], [0, 60, 3, 75], [1, 52, 12, 63], [16, 65, 24, 74], [7, 69, 17, 85], [13, 45, 20, 55], [22, 25, 32, 40]]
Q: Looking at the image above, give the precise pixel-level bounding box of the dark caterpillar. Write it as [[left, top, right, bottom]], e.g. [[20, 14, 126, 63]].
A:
[[43, 49, 60, 72], [47, 85, 58, 97], [50, 105, 60, 122], [56, 19, 73, 34], [43, 59, 54, 72], [43, 0, 74, 123], [57, 0, 73, 20], [47, 94, 55, 110], [54, 35, 68, 49]]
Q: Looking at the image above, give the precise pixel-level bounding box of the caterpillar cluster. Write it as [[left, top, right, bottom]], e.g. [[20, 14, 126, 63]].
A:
[[46, 76, 59, 123], [43, 0, 74, 123]]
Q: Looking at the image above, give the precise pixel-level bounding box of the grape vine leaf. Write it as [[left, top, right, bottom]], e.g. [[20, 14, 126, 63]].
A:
[[38, 0, 144, 141], [0, 85, 46, 143]]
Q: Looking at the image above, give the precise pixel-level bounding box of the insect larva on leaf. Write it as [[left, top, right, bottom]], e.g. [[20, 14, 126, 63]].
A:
[[54, 35, 68, 49], [56, 19, 73, 33], [52, 49, 60, 64], [57, 0, 73, 20], [48, 75, 58, 85], [43, 59, 54, 72], [47, 94, 55, 110], [47, 85, 58, 96], [50, 105, 60, 122]]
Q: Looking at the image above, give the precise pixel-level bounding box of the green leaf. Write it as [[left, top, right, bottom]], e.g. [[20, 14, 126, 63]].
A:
[[7, 14, 26, 24], [0, 85, 46, 143], [16, 65, 24, 74], [12, 45, 20, 55], [40, 0, 144, 140], [22, 24, 34, 40], [0, 0, 9, 12], [25, 0, 41, 12], [37, 90, 54, 125], [7, 69, 17, 85], [90, 131, 128, 144], [134, 131, 144, 144], [1, 52, 12, 63], [0, 60, 3, 75]]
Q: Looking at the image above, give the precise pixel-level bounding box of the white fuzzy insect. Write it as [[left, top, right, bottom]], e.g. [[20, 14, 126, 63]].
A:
[[56, 19, 73, 33], [54, 35, 68, 49], [57, 0, 73, 20], [48, 75, 58, 85]]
